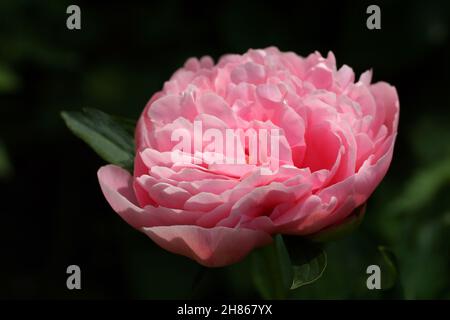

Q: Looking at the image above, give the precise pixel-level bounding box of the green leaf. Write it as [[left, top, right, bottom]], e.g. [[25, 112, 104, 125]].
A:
[[0, 64, 20, 93], [378, 246, 398, 290], [0, 140, 13, 178], [252, 236, 328, 297], [308, 204, 366, 243], [61, 108, 135, 170], [110, 115, 137, 135], [251, 235, 293, 299], [284, 237, 327, 290], [389, 159, 450, 216]]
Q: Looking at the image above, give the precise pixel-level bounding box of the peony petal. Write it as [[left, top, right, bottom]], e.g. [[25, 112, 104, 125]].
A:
[[184, 192, 224, 211], [307, 63, 333, 89], [256, 83, 283, 103], [198, 92, 237, 127], [98, 165, 145, 228], [303, 121, 341, 172], [178, 179, 238, 195], [142, 225, 272, 267], [359, 69, 372, 86], [147, 182, 191, 209], [148, 95, 184, 124], [336, 65, 355, 89], [370, 82, 400, 134]]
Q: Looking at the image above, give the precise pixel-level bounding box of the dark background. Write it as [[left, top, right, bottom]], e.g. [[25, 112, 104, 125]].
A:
[[0, 0, 449, 299]]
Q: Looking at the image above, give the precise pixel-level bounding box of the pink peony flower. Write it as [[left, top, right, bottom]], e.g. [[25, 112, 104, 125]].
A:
[[98, 47, 399, 267]]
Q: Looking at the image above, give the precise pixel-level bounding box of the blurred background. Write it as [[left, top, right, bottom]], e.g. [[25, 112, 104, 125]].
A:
[[0, 0, 449, 299]]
